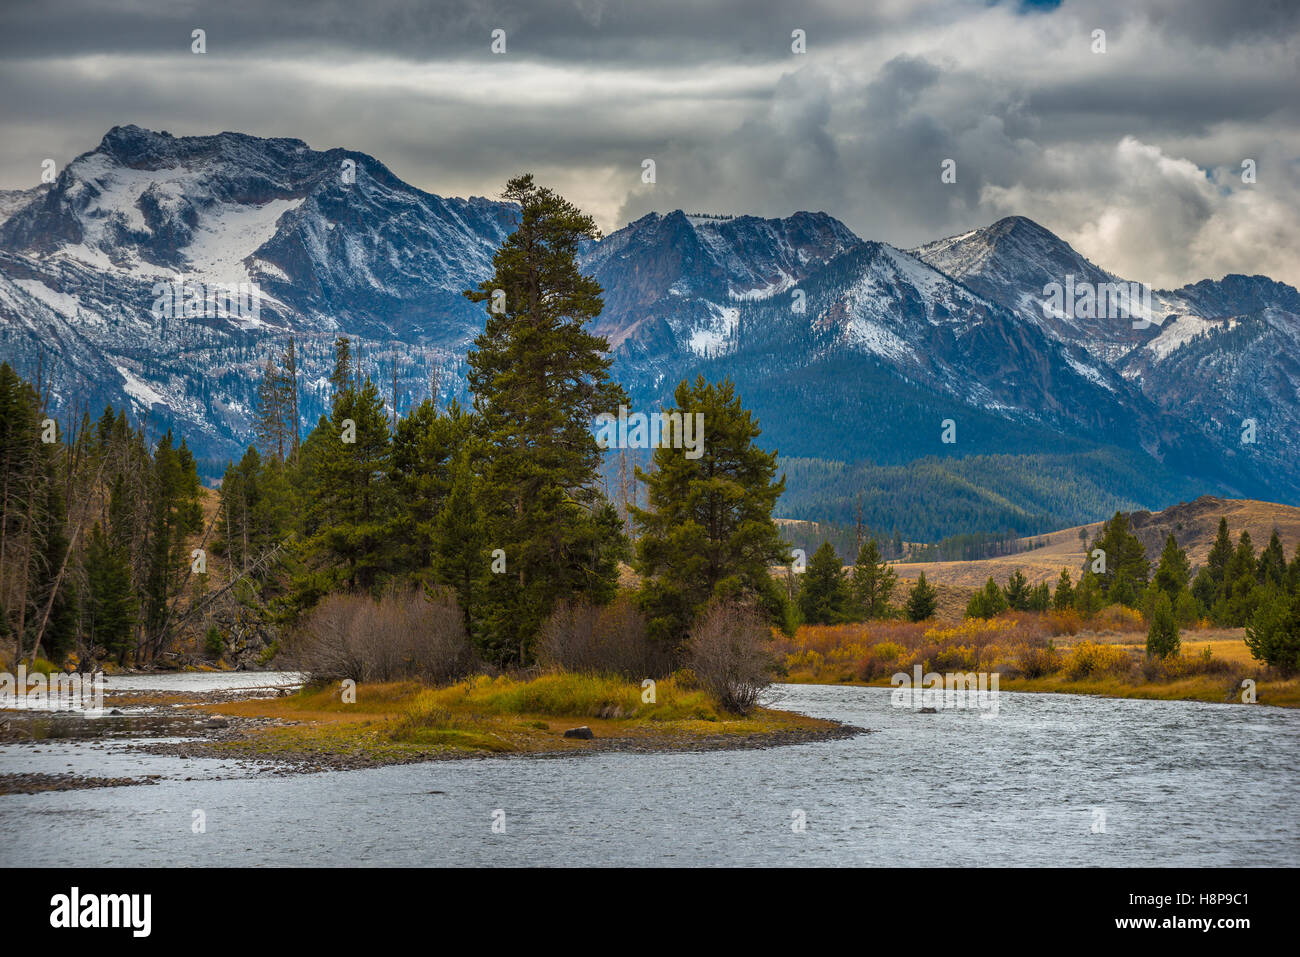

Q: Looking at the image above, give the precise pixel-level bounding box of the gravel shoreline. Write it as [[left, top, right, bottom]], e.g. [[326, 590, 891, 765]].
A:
[[2, 688, 869, 789]]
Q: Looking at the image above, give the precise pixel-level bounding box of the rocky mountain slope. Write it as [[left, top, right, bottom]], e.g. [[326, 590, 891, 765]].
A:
[[1, 125, 1296, 531]]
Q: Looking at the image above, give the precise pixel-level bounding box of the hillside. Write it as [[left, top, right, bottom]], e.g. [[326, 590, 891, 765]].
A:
[[890, 496, 1300, 590]]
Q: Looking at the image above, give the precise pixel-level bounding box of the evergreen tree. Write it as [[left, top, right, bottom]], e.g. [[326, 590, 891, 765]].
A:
[[463, 175, 628, 665], [283, 338, 300, 462], [1028, 581, 1051, 612], [1206, 517, 1233, 585], [1109, 569, 1139, 608], [85, 522, 137, 663], [967, 577, 1008, 619], [1002, 569, 1031, 610], [799, 541, 849, 624], [1258, 529, 1287, 587], [850, 537, 896, 620], [1052, 568, 1074, 610], [634, 377, 789, 656], [298, 379, 396, 595], [1152, 533, 1191, 601], [329, 337, 353, 397], [1218, 531, 1262, 626], [1086, 512, 1149, 599], [389, 399, 472, 580], [432, 446, 486, 635], [1146, 590, 1180, 659], [254, 355, 290, 461], [1245, 592, 1300, 675], [904, 572, 938, 622], [1074, 566, 1103, 617]]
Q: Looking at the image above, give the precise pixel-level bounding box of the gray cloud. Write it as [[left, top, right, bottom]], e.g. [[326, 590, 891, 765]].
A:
[[0, 0, 1296, 286]]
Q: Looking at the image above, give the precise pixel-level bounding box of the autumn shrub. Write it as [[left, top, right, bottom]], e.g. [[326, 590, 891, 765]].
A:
[[537, 594, 669, 678], [855, 641, 905, 681], [1164, 647, 1233, 679], [687, 598, 774, 714], [1044, 609, 1082, 636], [1017, 639, 1062, 678], [287, 588, 474, 685], [1065, 640, 1131, 680], [1092, 605, 1145, 633]]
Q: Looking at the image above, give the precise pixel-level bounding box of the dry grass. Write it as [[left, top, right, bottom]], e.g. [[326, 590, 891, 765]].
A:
[[889, 496, 1300, 590], [775, 613, 1300, 707], [207, 672, 842, 762]]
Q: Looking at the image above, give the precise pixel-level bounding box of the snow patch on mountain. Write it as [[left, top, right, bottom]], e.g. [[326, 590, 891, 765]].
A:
[[185, 197, 304, 282], [1145, 314, 1221, 360]]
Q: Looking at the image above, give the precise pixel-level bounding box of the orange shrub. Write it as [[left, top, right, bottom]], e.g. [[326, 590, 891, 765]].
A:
[[1065, 640, 1132, 680]]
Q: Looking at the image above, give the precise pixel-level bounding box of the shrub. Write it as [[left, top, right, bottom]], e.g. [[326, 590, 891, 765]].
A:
[[1017, 640, 1062, 678], [855, 641, 905, 682], [537, 595, 669, 678], [1166, 647, 1232, 678], [1045, 609, 1082, 636], [687, 598, 773, 714], [1065, 641, 1130, 680], [286, 588, 475, 684]]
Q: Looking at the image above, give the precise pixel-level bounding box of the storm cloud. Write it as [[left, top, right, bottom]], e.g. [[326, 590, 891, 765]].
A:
[[1, 0, 1296, 286]]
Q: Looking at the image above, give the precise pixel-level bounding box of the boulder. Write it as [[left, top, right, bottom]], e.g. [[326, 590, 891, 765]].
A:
[[563, 726, 594, 739]]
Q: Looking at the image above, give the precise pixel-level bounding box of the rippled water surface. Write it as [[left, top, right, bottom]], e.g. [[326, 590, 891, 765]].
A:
[[2, 681, 1297, 866]]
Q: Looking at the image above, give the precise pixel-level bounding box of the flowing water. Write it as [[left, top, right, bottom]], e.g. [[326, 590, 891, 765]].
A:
[[1, 676, 1296, 866]]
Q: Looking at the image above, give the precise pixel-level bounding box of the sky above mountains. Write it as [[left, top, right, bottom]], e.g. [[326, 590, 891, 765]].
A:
[[1, 0, 1297, 288]]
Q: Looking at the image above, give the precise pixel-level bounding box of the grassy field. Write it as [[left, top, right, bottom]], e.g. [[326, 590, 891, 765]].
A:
[[775, 614, 1300, 708], [204, 673, 850, 766]]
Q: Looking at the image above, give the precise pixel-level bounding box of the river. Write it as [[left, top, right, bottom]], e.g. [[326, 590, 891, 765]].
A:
[[1, 675, 1296, 866]]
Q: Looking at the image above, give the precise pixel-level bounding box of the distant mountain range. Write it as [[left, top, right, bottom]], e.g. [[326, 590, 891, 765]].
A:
[[2, 125, 1297, 538]]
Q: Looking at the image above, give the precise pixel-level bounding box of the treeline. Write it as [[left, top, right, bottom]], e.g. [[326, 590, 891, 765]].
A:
[[0, 362, 203, 667], [791, 539, 940, 626], [214, 175, 792, 675], [2, 177, 797, 686], [964, 511, 1300, 671]]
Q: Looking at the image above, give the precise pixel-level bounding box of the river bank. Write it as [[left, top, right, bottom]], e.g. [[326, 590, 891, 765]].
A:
[[0, 672, 862, 792]]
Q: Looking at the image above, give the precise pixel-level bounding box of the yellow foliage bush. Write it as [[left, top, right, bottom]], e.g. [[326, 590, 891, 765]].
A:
[[1066, 641, 1131, 680]]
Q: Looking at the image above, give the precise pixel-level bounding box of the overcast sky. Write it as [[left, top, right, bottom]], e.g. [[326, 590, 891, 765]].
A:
[[1, 0, 1297, 287]]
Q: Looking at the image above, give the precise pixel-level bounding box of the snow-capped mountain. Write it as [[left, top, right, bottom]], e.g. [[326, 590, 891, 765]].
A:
[[0, 126, 516, 464], [910, 217, 1300, 499], [1, 125, 1296, 514]]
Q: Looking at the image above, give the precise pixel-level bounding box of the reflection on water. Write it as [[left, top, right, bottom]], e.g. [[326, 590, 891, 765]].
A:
[[1, 681, 1297, 867]]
